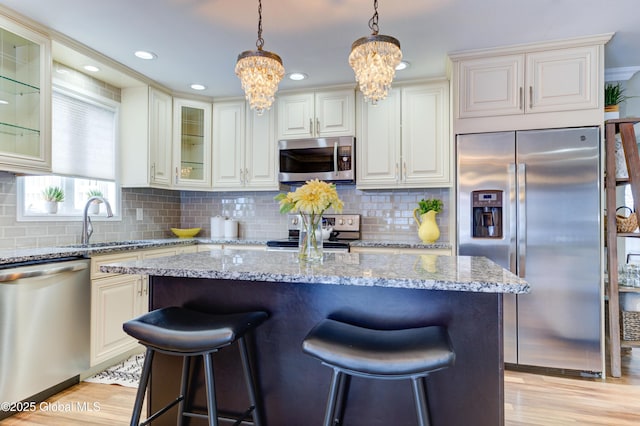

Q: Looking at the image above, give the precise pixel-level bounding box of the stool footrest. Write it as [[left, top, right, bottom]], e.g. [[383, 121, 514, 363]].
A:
[[140, 395, 184, 426]]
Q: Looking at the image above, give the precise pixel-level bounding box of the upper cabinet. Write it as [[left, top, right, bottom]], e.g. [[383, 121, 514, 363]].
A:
[[121, 86, 173, 188], [449, 34, 612, 133], [277, 89, 355, 139], [212, 100, 278, 191], [357, 80, 451, 189], [0, 15, 51, 174], [456, 46, 598, 118], [173, 98, 212, 189]]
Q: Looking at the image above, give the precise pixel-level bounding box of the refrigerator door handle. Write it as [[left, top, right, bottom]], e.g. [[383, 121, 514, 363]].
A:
[[517, 163, 527, 277], [508, 163, 518, 274]]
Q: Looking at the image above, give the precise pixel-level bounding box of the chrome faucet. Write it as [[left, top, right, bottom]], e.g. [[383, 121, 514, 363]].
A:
[[81, 196, 114, 245]]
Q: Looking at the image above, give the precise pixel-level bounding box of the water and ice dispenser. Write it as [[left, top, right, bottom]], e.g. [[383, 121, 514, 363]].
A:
[[471, 190, 503, 238]]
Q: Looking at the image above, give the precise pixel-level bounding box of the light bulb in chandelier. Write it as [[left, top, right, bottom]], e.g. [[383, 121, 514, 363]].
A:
[[235, 0, 284, 115], [349, 1, 402, 105]]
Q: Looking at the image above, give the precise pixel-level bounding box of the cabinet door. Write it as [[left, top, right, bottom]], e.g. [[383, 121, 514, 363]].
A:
[[212, 101, 245, 189], [315, 89, 355, 137], [277, 93, 314, 139], [401, 82, 450, 186], [356, 89, 401, 188], [457, 54, 524, 118], [90, 274, 142, 366], [245, 105, 278, 190], [173, 98, 212, 188], [0, 17, 51, 173], [149, 87, 173, 187], [526, 46, 598, 113]]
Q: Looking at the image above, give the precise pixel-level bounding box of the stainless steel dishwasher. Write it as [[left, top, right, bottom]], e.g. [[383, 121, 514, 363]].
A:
[[0, 258, 90, 417]]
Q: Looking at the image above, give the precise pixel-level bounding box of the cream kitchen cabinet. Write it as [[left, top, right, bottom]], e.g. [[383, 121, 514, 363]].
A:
[[121, 85, 173, 188], [212, 100, 278, 191], [357, 81, 450, 189], [90, 245, 198, 366], [173, 97, 212, 189], [0, 15, 51, 174], [455, 46, 598, 118], [277, 89, 355, 140]]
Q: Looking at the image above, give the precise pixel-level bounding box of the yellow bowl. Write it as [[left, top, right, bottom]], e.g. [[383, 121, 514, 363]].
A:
[[171, 227, 201, 238]]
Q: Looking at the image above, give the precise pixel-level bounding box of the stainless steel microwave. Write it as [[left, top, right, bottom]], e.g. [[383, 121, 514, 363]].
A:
[[278, 136, 355, 184]]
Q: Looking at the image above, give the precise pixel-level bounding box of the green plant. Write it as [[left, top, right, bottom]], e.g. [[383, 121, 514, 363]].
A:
[[87, 189, 103, 203], [605, 82, 627, 106], [417, 198, 443, 214], [42, 186, 64, 202]]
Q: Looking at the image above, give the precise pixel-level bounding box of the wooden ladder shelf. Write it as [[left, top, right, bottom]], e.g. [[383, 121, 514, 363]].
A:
[[605, 118, 640, 378]]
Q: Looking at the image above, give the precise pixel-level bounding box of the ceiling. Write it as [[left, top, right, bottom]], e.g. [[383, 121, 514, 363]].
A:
[[1, 0, 639, 98]]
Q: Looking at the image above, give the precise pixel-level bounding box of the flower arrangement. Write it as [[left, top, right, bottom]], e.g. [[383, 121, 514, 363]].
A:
[[275, 179, 344, 215], [275, 179, 344, 261], [416, 197, 443, 215]]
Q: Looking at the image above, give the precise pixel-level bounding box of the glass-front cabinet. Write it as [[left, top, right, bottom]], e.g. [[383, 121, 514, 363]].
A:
[[0, 16, 50, 173], [172, 98, 211, 188]]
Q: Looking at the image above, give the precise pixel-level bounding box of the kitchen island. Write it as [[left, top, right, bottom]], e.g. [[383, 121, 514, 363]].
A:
[[102, 249, 529, 426]]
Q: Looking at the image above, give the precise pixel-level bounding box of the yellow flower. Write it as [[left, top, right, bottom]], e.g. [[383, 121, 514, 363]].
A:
[[275, 179, 343, 215]]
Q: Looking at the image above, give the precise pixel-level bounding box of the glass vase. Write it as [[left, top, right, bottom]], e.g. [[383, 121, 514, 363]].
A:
[[298, 213, 323, 262]]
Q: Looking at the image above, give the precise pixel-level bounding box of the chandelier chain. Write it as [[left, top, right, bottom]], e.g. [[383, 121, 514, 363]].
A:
[[368, 0, 380, 35], [256, 0, 264, 50]]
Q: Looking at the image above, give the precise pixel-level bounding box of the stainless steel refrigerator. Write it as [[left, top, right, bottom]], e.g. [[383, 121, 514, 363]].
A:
[[457, 127, 603, 373]]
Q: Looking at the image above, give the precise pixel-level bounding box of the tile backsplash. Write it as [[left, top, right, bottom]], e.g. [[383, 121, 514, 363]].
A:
[[0, 172, 449, 249]]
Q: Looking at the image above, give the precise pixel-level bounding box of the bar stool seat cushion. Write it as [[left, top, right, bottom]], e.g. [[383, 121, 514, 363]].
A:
[[302, 319, 455, 377], [123, 306, 268, 353]]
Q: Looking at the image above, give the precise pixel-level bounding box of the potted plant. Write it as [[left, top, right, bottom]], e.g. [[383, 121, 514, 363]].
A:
[[87, 189, 103, 214], [413, 198, 443, 243], [605, 82, 626, 119], [42, 186, 64, 214]]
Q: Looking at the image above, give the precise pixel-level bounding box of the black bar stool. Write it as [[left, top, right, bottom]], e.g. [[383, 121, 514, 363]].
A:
[[123, 306, 268, 426], [302, 319, 455, 426]]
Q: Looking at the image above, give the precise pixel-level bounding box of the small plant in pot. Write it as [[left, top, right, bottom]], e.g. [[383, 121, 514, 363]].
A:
[[42, 186, 64, 214], [413, 198, 443, 244], [87, 189, 103, 214], [605, 82, 627, 119]]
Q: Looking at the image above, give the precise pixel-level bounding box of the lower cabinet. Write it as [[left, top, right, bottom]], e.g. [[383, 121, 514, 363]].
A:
[[89, 245, 198, 366]]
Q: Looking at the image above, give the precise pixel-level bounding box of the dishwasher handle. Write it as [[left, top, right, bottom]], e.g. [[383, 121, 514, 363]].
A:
[[0, 260, 89, 283]]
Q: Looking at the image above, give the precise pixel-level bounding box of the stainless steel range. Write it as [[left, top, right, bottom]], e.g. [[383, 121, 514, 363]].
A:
[[267, 213, 360, 253]]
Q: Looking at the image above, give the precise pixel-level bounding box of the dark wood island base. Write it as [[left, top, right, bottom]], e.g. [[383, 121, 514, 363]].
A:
[[147, 276, 505, 426]]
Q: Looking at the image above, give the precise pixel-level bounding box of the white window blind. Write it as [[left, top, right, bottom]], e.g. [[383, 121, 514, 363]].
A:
[[52, 90, 116, 180]]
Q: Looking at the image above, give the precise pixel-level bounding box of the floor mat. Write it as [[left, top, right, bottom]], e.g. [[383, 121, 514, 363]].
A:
[[85, 353, 144, 388]]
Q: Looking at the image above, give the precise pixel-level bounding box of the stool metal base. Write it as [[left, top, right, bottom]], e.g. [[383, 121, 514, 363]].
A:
[[130, 337, 263, 426]]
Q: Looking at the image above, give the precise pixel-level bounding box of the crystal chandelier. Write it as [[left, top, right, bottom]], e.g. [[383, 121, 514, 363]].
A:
[[349, 0, 402, 105], [235, 0, 284, 115]]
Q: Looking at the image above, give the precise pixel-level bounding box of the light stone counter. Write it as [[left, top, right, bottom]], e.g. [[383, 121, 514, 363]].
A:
[[100, 249, 529, 294]]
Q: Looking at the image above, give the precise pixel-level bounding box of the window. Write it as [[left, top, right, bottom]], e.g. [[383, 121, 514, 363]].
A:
[[18, 85, 120, 221]]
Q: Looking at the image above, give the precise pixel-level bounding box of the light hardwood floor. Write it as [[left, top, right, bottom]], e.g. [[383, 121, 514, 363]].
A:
[[2, 350, 640, 425]]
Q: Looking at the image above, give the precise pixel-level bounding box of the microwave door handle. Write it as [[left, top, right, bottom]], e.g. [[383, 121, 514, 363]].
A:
[[333, 141, 338, 176]]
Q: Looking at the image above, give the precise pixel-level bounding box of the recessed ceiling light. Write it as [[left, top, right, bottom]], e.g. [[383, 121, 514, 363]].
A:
[[396, 61, 410, 71], [0, 100, 9, 105], [190, 84, 206, 91], [288, 72, 308, 81], [83, 65, 100, 72], [135, 50, 157, 60]]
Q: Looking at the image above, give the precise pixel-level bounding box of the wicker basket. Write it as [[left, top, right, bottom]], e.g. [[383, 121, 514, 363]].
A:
[[616, 206, 639, 233], [621, 310, 640, 341]]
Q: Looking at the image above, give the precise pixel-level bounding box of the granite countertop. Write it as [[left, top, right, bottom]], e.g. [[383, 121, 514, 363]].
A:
[[100, 249, 529, 294], [0, 239, 198, 266], [0, 238, 452, 267]]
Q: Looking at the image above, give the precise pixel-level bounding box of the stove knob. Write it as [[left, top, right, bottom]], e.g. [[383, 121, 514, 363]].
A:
[[338, 218, 344, 226], [348, 219, 353, 225], [291, 217, 298, 226]]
